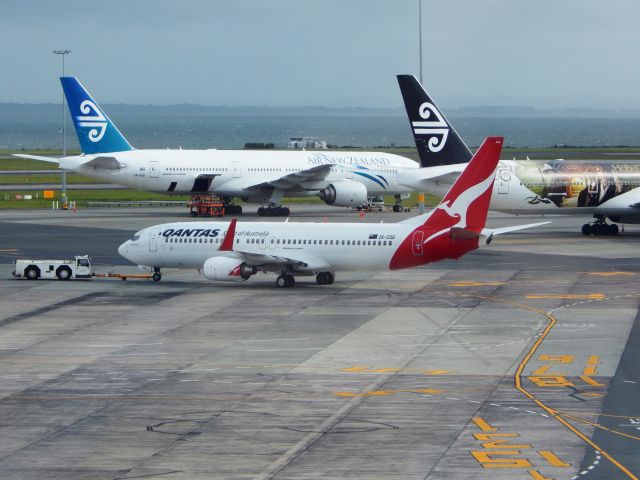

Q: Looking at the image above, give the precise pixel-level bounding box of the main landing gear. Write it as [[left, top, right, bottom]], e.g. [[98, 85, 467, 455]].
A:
[[581, 216, 619, 236], [225, 204, 243, 215], [258, 205, 290, 217], [152, 267, 162, 282], [276, 274, 295, 288], [275, 271, 335, 288], [392, 194, 404, 213]]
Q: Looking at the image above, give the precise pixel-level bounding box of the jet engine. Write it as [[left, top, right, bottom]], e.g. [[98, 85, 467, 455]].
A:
[[202, 257, 257, 282], [318, 180, 368, 207]]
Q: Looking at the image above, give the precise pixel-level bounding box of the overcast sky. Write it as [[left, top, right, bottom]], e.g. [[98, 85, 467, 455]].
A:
[[1, 0, 639, 109]]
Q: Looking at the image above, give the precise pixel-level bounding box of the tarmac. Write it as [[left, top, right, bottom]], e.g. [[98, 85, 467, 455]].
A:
[[0, 205, 639, 480]]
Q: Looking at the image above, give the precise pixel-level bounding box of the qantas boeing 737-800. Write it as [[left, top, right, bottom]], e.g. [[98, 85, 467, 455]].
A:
[[15, 77, 463, 216], [118, 137, 546, 287]]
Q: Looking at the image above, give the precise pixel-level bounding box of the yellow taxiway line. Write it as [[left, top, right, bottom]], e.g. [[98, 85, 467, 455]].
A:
[[476, 294, 638, 480]]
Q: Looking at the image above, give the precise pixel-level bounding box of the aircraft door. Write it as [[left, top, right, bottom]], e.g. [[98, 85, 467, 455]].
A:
[[232, 161, 241, 178], [497, 170, 510, 194], [149, 230, 159, 252], [412, 231, 424, 256], [149, 161, 160, 179], [267, 236, 276, 250]]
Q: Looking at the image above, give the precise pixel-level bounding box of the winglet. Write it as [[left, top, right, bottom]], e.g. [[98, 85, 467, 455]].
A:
[[219, 218, 237, 251]]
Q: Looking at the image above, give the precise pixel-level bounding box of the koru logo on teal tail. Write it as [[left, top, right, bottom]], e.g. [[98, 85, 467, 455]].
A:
[[75, 100, 108, 142], [413, 102, 449, 152]]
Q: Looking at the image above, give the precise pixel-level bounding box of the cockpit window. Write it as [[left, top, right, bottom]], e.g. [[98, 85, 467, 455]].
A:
[[131, 233, 141, 241]]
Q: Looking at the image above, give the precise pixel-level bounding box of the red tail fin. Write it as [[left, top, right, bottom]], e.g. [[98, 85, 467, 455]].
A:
[[422, 136, 503, 233], [389, 136, 503, 270]]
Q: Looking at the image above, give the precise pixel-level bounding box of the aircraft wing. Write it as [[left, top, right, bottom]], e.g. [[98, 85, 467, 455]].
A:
[[217, 218, 330, 271], [243, 164, 333, 191], [233, 249, 330, 271], [12, 154, 61, 165]]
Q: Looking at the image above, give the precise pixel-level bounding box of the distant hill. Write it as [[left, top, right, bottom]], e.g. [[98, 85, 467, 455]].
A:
[[2, 102, 640, 118]]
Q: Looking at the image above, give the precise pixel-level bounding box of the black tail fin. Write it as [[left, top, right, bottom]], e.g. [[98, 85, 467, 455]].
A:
[[397, 74, 472, 167]]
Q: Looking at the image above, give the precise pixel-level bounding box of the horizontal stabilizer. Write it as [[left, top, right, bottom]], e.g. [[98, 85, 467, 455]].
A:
[[481, 221, 550, 237], [82, 156, 125, 170], [396, 163, 466, 189], [12, 154, 61, 165]]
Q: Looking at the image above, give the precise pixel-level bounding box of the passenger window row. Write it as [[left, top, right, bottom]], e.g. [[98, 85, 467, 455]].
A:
[[166, 167, 229, 172], [164, 236, 393, 247], [165, 237, 220, 243]]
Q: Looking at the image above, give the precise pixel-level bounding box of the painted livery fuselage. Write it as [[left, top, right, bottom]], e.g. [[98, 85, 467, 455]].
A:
[[419, 159, 640, 223], [59, 149, 416, 202]]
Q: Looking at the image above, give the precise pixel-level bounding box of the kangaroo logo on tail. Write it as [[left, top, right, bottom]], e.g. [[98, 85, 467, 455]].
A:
[[388, 136, 503, 271], [412, 102, 449, 152], [76, 100, 108, 143]]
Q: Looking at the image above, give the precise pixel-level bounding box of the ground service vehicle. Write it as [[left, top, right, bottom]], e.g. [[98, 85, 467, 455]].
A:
[[13, 255, 94, 280]]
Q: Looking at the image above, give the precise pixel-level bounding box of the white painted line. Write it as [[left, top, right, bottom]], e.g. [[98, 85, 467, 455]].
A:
[[72, 373, 90, 376], [88, 343, 164, 347], [146, 379, 163, 381], [214, 380, 232, 384], [248, 348, 323, 352], [247, 338, 312, 342], [179, 379, 199, 382], [107, 353, 169, 356]]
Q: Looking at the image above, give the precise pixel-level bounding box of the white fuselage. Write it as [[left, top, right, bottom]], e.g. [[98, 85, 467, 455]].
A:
[[119, 220, 414, 273], [60, 149, 417, 202]]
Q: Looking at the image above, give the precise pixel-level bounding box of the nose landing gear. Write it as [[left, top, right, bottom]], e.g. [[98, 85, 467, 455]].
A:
[[581, 216, 619, 236], [152, 267, 162, 282]]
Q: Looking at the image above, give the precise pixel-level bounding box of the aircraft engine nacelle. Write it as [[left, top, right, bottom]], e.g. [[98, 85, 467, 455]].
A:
[[318, 180, 368, 207], [202, 257, 257, 282]]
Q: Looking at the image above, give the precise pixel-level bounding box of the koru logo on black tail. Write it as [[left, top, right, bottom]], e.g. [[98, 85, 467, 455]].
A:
[[412, 102, 449, 153]]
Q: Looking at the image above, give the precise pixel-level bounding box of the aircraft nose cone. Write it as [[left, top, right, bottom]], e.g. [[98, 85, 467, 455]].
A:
[[118, 241, 129, 260]]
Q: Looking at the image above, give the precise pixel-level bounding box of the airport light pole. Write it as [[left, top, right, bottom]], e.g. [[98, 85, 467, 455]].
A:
[[417, 0, 425, 214], [418, 0, 423, 84], [52, 49, 71, 207]]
